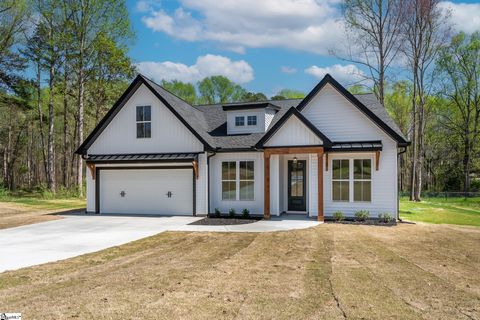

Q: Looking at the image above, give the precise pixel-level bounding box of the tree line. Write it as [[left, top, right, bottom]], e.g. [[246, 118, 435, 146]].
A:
[[0, 0, 479, 201]]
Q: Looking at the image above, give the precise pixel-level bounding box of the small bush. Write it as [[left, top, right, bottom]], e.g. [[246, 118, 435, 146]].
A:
[[214, 208, 221, 218], [229, 208, 236, 218], [333, 211, 344, 222], [355, 210, 370, 222], [379, 212, 393, 223], [0, 186, 10, 198], [242, 208, 250, 218]]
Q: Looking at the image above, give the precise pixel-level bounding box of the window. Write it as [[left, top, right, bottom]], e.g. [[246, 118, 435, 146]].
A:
[[332, 159, 350, 201], [239, 161, 254, 200], [235, 116, 245, 126], [222, 162, 236, 200], [247, 115, 257, 126], [221, 160, 255, 201], [354, 159, 372, 202], [136, 106, 151, 138]]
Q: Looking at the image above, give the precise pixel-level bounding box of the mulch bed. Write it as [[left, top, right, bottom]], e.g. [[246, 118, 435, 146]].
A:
[[324, 219, 397, 226], [189, 217, 262, 226]]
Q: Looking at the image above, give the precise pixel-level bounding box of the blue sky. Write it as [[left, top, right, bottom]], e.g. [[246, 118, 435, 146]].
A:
[[127, 0, 480, 96]]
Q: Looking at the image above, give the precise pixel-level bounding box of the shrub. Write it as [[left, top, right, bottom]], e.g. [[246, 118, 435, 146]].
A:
[[229, 208, 236, 218], [333, 211, 344, 222], [379, 212, 393, 223], [214, 208, 221, 218], [354, 210, 370, 222], [242, 208, 250, 218]]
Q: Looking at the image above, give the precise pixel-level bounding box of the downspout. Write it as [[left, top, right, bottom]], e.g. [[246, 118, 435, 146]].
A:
[[207, 150, 217, 215], [397, 146, 408, 222]]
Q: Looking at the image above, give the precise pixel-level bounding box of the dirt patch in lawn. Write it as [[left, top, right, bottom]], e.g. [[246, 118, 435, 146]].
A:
[[0, 202, 83, 230], [0, 224, 479, 319], [189, 217, 261, 225]]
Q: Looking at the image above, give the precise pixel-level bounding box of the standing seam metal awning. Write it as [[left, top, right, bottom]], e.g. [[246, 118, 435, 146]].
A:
[[328, 141, 382, 152], [85, 153, 199, 163]]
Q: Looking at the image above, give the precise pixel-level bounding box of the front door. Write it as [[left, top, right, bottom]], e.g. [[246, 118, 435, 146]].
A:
[[288, 160, 306, 211]]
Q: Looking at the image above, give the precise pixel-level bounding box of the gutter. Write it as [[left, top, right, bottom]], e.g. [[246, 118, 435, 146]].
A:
[[396, 146, 408, 222], [207, 150, 217, 215]]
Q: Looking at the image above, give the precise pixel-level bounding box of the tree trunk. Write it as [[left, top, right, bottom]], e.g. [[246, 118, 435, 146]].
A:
[[76, 43, 85, 196], [47, 60, 56, 191], [463, 137, 471, 195], [36, 59, 48, 182], [409, 72, 418, 201], [63, 60, 69, 188]]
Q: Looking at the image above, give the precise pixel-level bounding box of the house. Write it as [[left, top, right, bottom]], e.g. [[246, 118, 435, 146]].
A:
[[76, 74, 409, 221]]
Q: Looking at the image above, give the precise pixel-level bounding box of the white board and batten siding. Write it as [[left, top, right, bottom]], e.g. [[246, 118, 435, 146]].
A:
[[264, 115, 322, 147], [88, 84, 203, 155], [85, 83, 208, 215], [209, 152, 264, 215], [301, 83, 398, 217]]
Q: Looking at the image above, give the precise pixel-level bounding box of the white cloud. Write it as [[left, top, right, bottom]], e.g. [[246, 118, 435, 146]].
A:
[[305, 64, 365, 85], [135, 54, 254, 84], [140, 0, 346, 55], [439, 1, 480, 34], [280, 66, 297, 74]]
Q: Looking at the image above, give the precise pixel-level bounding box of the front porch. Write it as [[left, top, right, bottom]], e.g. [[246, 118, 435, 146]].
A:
[[264, 146, 324, 221]]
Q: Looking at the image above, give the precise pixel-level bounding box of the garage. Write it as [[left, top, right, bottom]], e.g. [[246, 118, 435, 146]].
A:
[[97, 167, 194, 215]]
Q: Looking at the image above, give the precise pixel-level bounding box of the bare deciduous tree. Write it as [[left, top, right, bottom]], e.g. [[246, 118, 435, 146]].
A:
[[336, 0, 406, 105], [401, 0, 450, 201]]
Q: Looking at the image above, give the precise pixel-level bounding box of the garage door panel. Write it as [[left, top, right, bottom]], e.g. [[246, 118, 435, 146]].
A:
[[99, 169, 193, 215]]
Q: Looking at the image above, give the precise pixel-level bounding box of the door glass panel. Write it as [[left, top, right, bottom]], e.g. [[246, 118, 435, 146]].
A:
[[290, 161, 304, 197]]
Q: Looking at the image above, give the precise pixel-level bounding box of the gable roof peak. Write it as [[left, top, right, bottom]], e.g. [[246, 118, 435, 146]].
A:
[[296, 73, 409, 146]]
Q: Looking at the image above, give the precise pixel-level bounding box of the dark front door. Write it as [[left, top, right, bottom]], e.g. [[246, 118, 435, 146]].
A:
[[288, 160, 306, 211]]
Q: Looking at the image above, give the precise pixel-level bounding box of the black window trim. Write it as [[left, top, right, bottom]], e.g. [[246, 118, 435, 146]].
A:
[[136, 105, 151, 139]]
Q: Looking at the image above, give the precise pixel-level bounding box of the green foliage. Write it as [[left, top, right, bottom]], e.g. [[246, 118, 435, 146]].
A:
[[242, 208, 250, 218], [161, 80, 197, 105], [378, 213, 393, 223], [214, 208, 221, 218], [197, 76, 246, 104], [348, 84, 370, 94], [241, 91, 267, 102], [274, 89, 305, 99], [229, 208, 236, 218], [354, 210, 370, 222], [333, 211, 344, 222]]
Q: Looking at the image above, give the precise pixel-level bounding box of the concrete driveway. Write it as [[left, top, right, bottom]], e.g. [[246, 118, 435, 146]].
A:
[[0, 213, 319, 273], [0, 214, 201, 273]]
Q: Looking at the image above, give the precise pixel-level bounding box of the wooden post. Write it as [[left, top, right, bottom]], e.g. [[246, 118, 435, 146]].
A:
[[375, 151, 380, 171], [264, 153, 271, 219], [87, 163, 96, 180], [192, 160, 199, 179], [317, 150, 324, 222]]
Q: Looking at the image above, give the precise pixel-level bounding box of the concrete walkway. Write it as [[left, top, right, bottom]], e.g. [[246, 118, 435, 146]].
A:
[[0, 214, 319, 272], [172, 215, 320, 232]]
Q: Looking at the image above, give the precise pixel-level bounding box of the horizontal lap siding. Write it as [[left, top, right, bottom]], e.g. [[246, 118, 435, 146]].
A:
[[210, 152, 264, 215], [301, 83, 398, 217], [323, 147, 397, 217]]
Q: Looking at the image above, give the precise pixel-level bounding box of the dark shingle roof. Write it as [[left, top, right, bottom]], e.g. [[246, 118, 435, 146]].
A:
[[194, 94, 407, 149], [76, 74, 409, 155]]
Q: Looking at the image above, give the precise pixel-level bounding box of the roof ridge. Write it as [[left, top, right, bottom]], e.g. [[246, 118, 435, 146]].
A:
[[194, 98, 302, 107]]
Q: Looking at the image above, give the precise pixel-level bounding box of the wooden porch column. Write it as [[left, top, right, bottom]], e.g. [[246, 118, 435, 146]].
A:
[[317, 149, 324, 222], [264, 152, 271, 219]]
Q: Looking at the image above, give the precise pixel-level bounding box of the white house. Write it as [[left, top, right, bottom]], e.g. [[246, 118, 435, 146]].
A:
[[76, 74, 409, 221]]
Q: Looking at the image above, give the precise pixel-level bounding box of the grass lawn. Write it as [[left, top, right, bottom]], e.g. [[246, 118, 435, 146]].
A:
[[400, 197, 480, 226], [0, 196, 85, 229], [0, 223, 479, 319]]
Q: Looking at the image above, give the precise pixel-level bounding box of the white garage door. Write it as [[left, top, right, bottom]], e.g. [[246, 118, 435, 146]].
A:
[[99, 168, 193, 215]]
